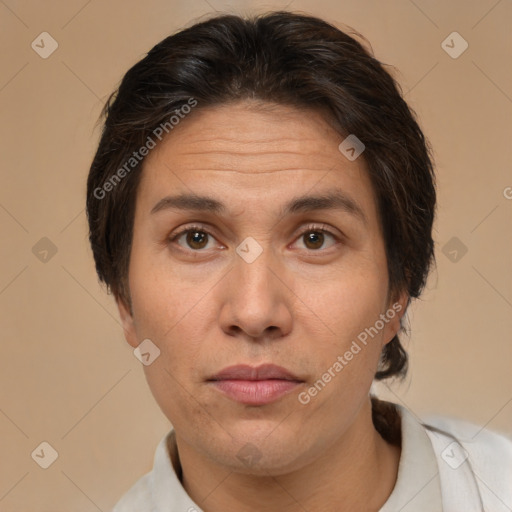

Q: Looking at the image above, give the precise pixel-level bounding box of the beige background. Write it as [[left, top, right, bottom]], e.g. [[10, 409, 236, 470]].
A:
[[1, 0, 511, 510]]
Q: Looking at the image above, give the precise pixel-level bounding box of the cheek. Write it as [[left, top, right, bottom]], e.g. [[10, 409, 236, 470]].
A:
[[132, 284, 214, 427], [143, 362, 213, 431], [295, 258, 388, 336], [128, 246, 201, 338], [297, 293, 386, 417], [291, 268, 390, 400], [129, 262, 217, 384]]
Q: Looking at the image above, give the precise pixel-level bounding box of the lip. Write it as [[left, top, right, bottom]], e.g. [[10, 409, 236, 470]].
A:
[[207, 364, 303, 405], [209, 364, 300, 381]]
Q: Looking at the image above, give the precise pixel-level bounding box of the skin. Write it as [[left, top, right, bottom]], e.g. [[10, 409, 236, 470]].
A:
[[117, 100, 408, 511]]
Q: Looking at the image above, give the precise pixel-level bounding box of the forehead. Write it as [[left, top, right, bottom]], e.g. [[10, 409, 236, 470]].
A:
[[145, 101, 345, 171], [137, 101, 379, 224]]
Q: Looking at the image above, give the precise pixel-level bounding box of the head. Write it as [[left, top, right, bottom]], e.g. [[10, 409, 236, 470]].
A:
[[87, 11, 435, 473]]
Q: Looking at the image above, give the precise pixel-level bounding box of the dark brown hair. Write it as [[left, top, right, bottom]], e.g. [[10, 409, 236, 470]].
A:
[[86, 11, 436, 381]]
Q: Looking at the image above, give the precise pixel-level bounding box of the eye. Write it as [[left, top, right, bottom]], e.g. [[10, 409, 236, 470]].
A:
[[293, 225, 339, 251], [170, 225, 219, 251], [169, 223, 340, 253]]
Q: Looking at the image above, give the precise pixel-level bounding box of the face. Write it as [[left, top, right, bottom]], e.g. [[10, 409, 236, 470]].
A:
[[118, 101, 406, 476]]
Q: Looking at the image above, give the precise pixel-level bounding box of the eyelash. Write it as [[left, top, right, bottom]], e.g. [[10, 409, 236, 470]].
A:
[[168, 223, 340, 252]]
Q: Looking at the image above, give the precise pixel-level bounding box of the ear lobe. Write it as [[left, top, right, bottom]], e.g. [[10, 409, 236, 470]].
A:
[[382, 290, 409, 345], [116, 297, 139, 348]]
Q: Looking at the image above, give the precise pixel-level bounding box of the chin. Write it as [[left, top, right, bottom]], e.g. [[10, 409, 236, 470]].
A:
[[206, 426, 315, 477], [224, 448, 309, 477]]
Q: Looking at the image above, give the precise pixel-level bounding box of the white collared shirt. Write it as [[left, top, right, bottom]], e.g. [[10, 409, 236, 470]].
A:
[[112, 404, 512, 511]]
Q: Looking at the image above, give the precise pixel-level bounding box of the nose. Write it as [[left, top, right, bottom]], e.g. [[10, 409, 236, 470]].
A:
[[218, 243, 293, 343]]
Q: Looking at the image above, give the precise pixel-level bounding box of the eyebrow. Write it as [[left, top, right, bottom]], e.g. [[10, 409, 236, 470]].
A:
[[150, 190, 367, 224]]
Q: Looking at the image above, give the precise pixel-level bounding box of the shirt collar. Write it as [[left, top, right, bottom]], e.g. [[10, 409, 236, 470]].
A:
[[379, 404, 443, 511], [150, 429, 201, 511], [149, 404, 443, 511]]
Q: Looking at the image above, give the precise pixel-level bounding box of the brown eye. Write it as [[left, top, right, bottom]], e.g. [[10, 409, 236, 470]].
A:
[[303, 231, 325, 250], [170, 225, 217, 251], [294, 226, 338, 251], [185, 230, 209, 250]]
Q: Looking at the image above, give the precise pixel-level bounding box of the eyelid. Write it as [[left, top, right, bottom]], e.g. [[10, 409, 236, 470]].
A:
[[169, 223, 210, 240], [296, 223, 340, 240]]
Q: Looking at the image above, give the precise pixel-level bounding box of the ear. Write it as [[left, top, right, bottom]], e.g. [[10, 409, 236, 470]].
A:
[[116, 296, 139, 349], [382, 289, 409, 346]]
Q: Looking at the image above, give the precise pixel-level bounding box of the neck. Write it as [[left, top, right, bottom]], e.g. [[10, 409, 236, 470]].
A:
[[175, 399, 401, 512]]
